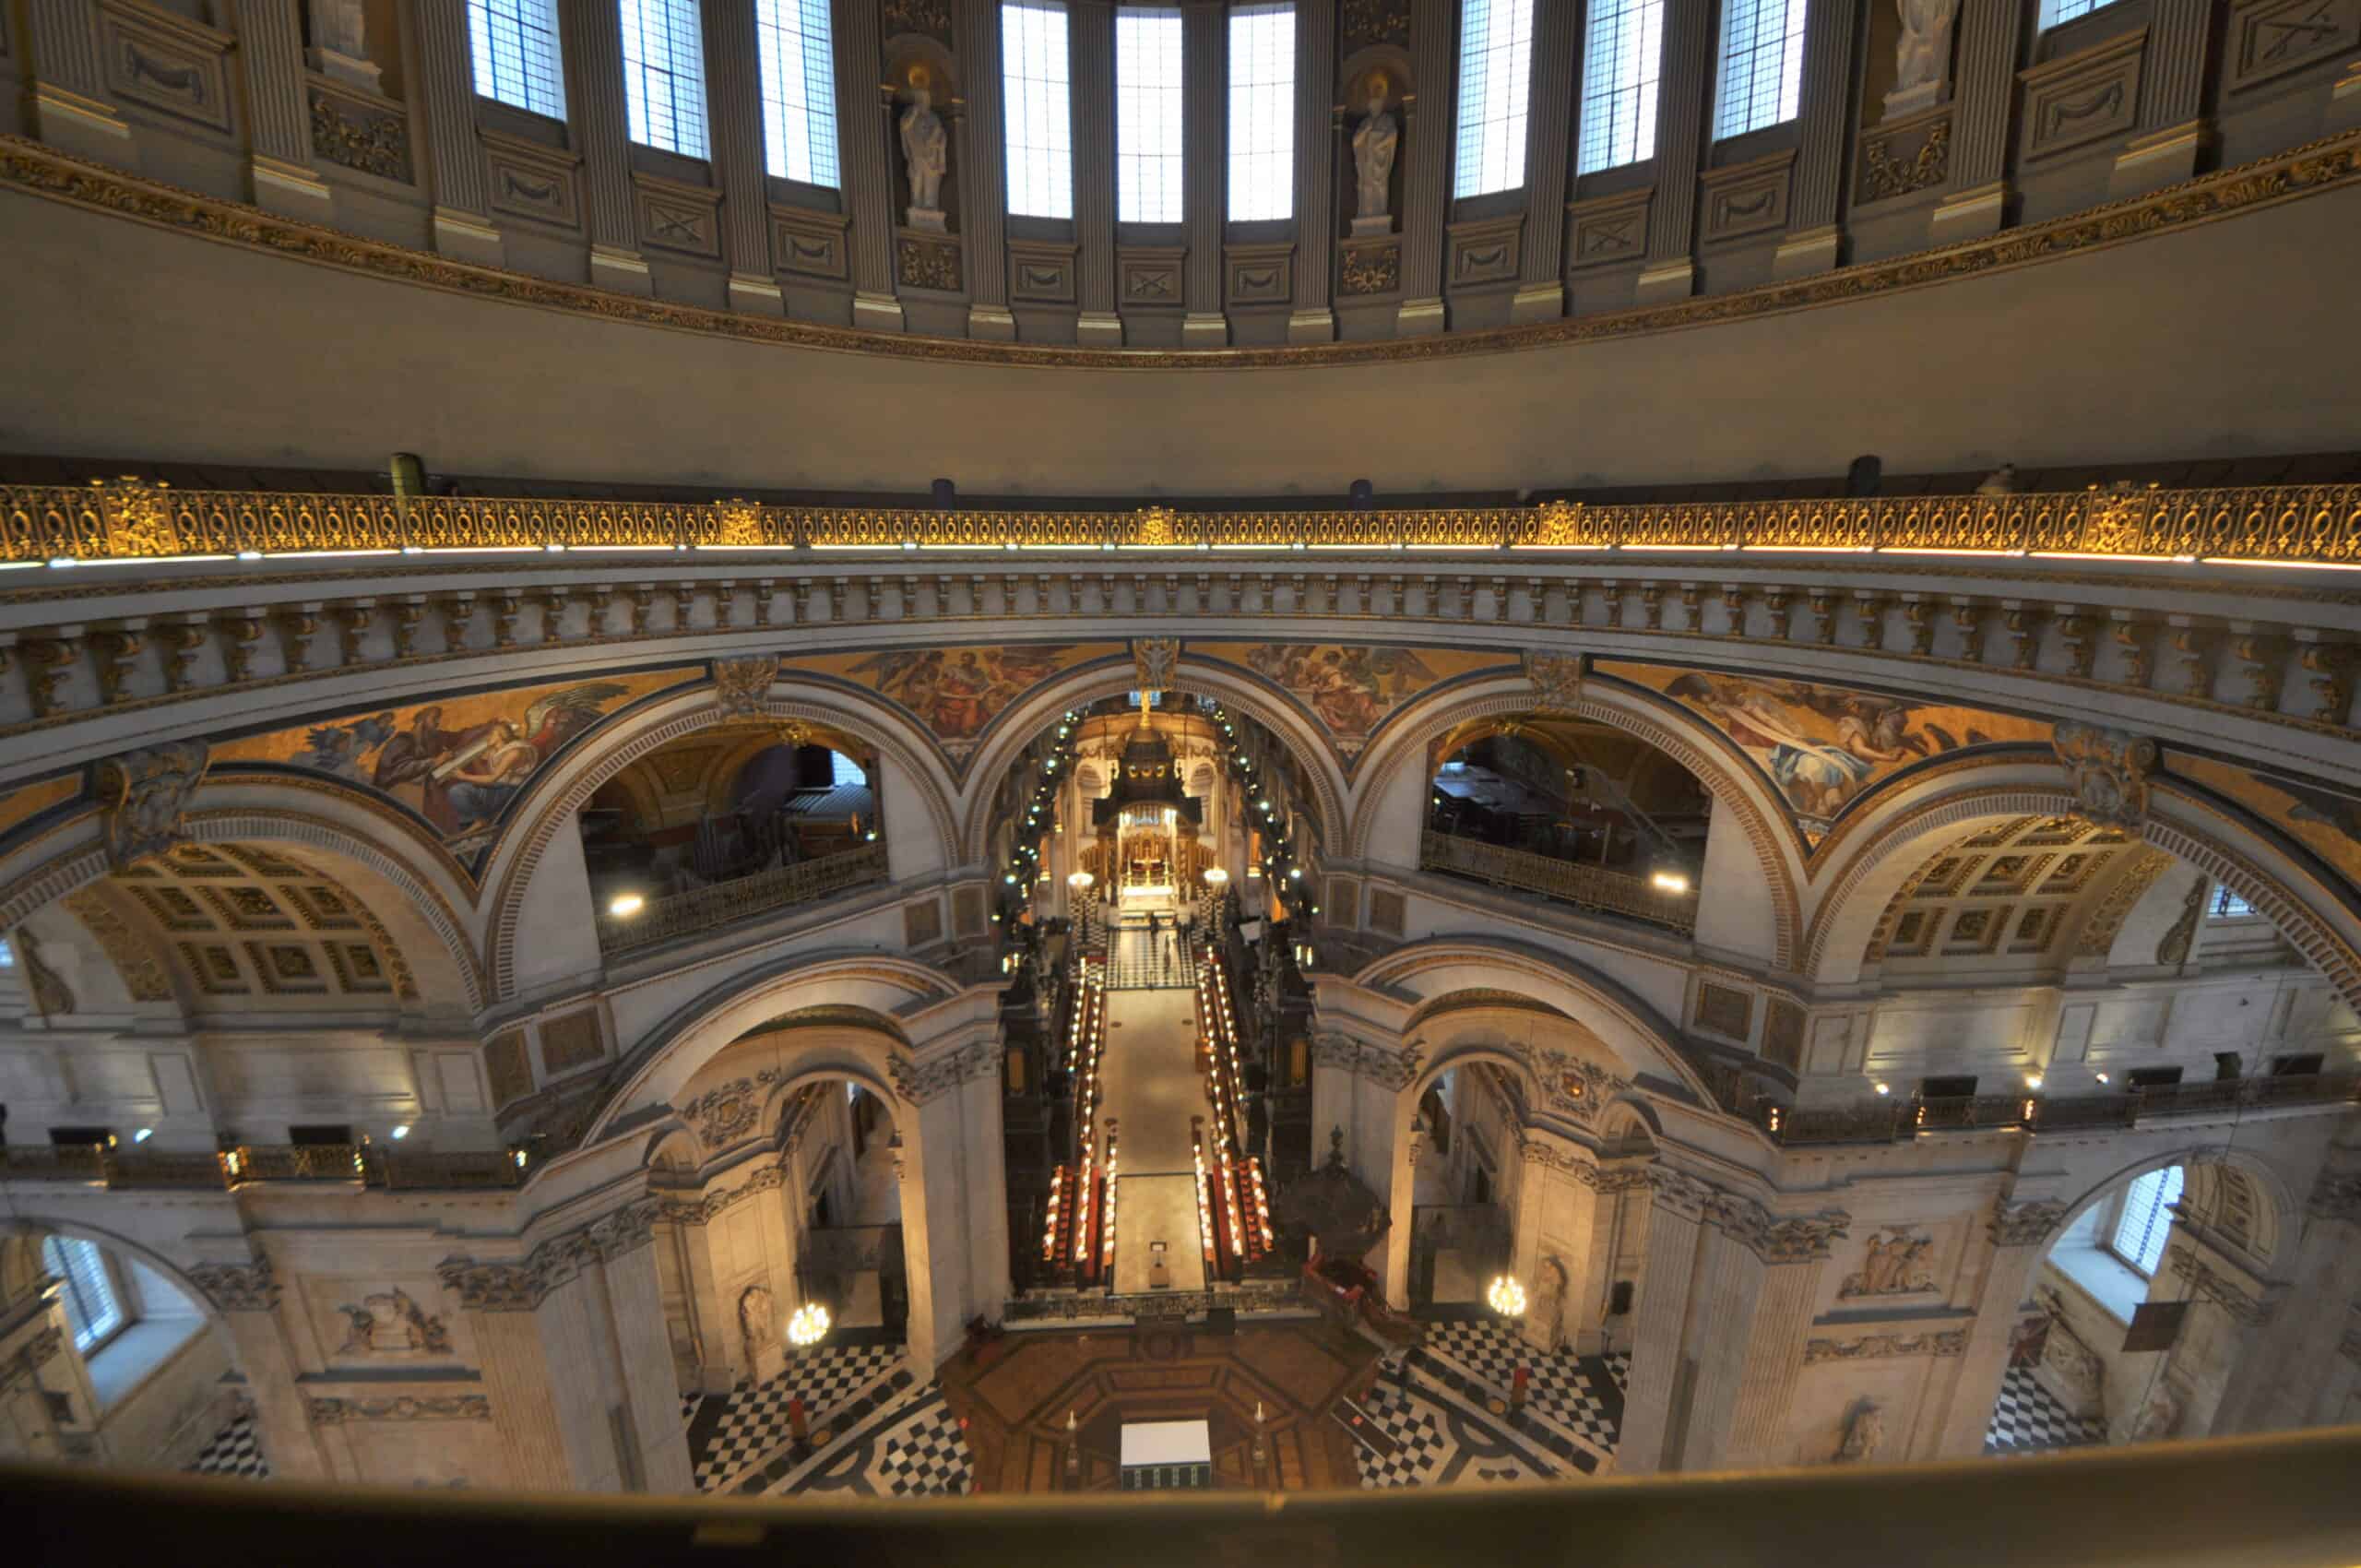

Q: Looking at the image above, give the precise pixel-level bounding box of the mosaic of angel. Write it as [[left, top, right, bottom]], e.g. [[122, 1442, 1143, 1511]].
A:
[[841, 646, 1075, 741], [1660, 673, 2003, 820], [1243, 646, 1438, 740]]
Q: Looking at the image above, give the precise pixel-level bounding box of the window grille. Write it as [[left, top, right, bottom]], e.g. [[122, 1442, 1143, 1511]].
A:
[[2209, 885, 2255, 919], [1576, 0, 1664, 174], [1117, 7, 1186, 222], [1003, 1, 1075, 219], [755, 0, 839, 185], [42, 1236, 126, 1353], [2111, 1165, 2184, 1277], [1453, 0, 1536, 197], [621, 0, 711, 159], [2039, 0, 2118, 26], [468, 0, 567, 119], [1227, 4, 1295, 220], [1714, 0, 1807, 140]]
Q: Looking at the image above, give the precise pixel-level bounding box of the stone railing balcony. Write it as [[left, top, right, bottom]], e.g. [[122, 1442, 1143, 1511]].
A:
[[1420, 829, 1698, 935], [594, 843, 889, 956], [1713, 1073, 2360, 1146], [0, 1142, 525, 1192]]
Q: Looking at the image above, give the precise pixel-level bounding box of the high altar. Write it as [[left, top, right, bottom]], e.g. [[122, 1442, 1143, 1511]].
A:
[[1091, 714, 1204, 915]]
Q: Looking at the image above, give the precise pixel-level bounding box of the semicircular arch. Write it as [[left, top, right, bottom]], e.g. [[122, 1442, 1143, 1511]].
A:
[[2033, 1141, 2296, 1274]]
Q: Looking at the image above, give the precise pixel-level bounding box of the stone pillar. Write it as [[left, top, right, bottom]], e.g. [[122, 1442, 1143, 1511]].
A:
[[414, 0, 504, 264], [1668, 1222, 1763, 1472], [564, 0, 653, 294], [704, 0, 783, 314], [1287, 0, 1338, 344], [1615, 1170, 1708, 1472], [22, 0, 132, 163], [1394, 0, 1453, 336], [1773, 0, 1860, 279], [1722, 1223, 1844, 1467], [443, 1263, 577, 1491], [1926, 1197, 2060, 1459], [958, 0, 1015, 340], [958, 1053, 1015, 1315], [1512, 0, 1578, 322], [593, 1227, 696, 1492], [836, 0, 904, 330], [1072, 0, 1120, 344], [2220, 1161, 2361, 1432], [1182, 0, 1228, 347], [236, 0, 334, 218], [1638, 0, 1715, 303], [190, 1254, 331, 1480], [2112, 0, 2213, 195], [1931, 0, 2023, 242]]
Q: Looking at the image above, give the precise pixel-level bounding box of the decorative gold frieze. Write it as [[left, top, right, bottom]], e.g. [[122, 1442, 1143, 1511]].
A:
[[1339, 237, 1401, 296], [1858, 109, 1952, 204], [896, 232, 963, 291]]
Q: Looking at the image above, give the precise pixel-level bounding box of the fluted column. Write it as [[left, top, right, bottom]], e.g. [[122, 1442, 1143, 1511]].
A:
[[22, 0, 131, 162], [705, 0, 783, 313], [1616, 1175, 1705, 1472], [1394, 0, 1453, 334], [1722, 1246, 1835, 1466], [836, 0, 904, 330], [414, 0, 504, 264], [1933, 0, 2023, 241], [1073, 0, 1120, 343], [2114, 0, 2213, 193], [1182, 0, 1228, 346], [1638, 0, 1714, 303], [955, 0, 1014, 338], [1287, 0, 1338, 343], [1927, 1199, 2058, 1459], [1668, 1226, 1762, 1472], [237, 0, 334, 218], [1513, 0, 1579, 321], [565, 0, 653, 294], [597, 1236, 696, 1492], [1773, 0, 1859, 279]]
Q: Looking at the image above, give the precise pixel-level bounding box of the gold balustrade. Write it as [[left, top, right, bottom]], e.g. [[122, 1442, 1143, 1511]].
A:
[[1419, 829, 1698, 933], [0, 1143, 527, 1191], [3, 481, 2355, 567], [596, 843, 889, 956]]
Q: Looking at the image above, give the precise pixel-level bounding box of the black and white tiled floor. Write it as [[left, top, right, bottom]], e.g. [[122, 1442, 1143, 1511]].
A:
[[185, 1413, 270, 1479], [1984, 1365, 2108, 1455], [1341, 1324, 1622, 1489], [1419, 1321, 1623, 1455], [683, 1342, 908, 1490], [779, 1383, 974, 1498]]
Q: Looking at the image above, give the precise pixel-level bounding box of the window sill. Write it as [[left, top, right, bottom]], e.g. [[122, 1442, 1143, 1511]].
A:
[[2048, 1242, 2150, 1324], [86, 1316, 208, 1411]]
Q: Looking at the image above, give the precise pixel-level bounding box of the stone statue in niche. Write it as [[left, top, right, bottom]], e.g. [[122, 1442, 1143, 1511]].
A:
[[1527, 1254, 1569, 1352], [739, 1285, 778, 1366], [334, 1288, 453, 1357], [1838, 1227, 1938, 1298], [307, 0, 383, 92], [1350, 74, 1400, 237], [1885, 0, 1959, 120], [900, 67, 950, 232], [2128, 1384, 2181, 1443], [1834, 1398, 1885, 1462]]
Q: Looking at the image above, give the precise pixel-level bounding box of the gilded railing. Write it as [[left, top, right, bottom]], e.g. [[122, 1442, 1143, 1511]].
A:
[[1722, 1074, 2359, 1146], [596, 843, 889, 956], [4, 481, 2356, 566], [0, 1143, 526, 1191], [1420, 830, 1698, 933]]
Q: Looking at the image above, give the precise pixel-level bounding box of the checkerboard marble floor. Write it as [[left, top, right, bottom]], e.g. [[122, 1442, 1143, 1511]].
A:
[[1985, 1365, 2108, 1455], [1418, 1321, 1623, 1455], [185, 1413, 270, 1480], [684, 1342, 908, 1490], [778, 1382, 975, 1498], [1347, 1375, 1553, 1489]]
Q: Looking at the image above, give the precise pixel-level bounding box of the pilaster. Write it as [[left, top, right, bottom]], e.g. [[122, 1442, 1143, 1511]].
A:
[[1639, 0, 1715, 302], [1072, 0, 1120, 344], [236, 0, 333, 219], [704, 0, 784, 314], [1722, 1253, 1833, 1466], [1773, 0, 1860, 279], [1394, 0, 1453, 335], [192, 1256, 331, 1481], [2112, 0, 2214, 196], [1667, 1223, 1762, 1471], [415, 0, 504, 265], [564, 0, 653, 295], [454, 1280, 577, 1489], [23, 0, 132, 164], [1182, 0, 1228, 346], [1287, 0, 1338, 343], [836, 0, 903, 328], [1616, 1173, 1706, 1471], [2224, 1162, 2361, 1431], [1926, 1197, 2060, 1458], [1512, 0, 1578, 321], [1932, 0, 2023, 242], [958, 0, 1015, 339]]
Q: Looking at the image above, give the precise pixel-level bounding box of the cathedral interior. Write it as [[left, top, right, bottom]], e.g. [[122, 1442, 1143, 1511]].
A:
[[3, 0, 2359, 1561]]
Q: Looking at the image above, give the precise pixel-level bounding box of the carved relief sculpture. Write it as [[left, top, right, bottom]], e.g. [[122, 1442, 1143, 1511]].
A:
[[1839, 1227, 1939, 1297], [1526, 650, 1584, 711], [1350, 76, 1400, 236], [1834, 1398, 1886, 1462], [2051, 721, 2158, 838], [1133, 636, 1180, 697], [97, 742, 210, 873], [711, 655, 777, 718], [1886, 0, 1960, 118], [334, 1288, 454, 1357], [900, 71, 949, 229], [739, 1285, 777, 1365]]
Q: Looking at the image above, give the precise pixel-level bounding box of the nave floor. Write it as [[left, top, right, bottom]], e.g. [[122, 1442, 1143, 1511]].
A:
[[1982, 1364, 2109, 1455]]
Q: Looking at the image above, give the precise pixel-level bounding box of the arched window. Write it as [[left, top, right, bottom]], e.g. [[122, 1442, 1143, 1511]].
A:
[[1453, 0, 1536, 197], [2111, 1165, 2185, 1277], [42, 1235, 126, 1353], [2038, 0, 2118, 25], [1003, 0, 1075, 218], [467, 0, 566, 119], [1576, 0, 1664, 174], [1228, 3, 1296, 220], [1117, 6, 1185, 222], [620, 0, 711, 159], [1714, 0, 1807, 139], [755, 0, 839, 185]]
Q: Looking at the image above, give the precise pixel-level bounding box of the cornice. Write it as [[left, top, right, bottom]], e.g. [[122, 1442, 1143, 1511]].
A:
[[2, 127, 2356, 371]]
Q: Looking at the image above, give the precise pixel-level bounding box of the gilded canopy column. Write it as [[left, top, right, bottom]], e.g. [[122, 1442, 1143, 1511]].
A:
[[1614, 1168, 1708, 1472], [235, 0, 334, 219], [22, 0, 132, 163], [1637, 0, 1715, 303], [1511, 0, 1578, 323], [1182, 0, 1228, 347], [704, 0, 784, 314], [1930, 0, 2023, 242], [2113, 0, 2213, 194], [1287, 0, 1339, 344], [1771, 0, 1859, 279], [958, 0, 1015, 339], [564, 0, 654, 295], [1072, 0, 1120, 344], [413, 0, 504, 265], [1394, 0, 1453, 336]]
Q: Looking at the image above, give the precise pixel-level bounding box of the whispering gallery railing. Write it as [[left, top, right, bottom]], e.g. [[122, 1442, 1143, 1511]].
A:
[[1709, 1070, 2361, 1147], [5, 480, 2358, 566], [0, 1141, 525, 1191], [1420, 830, 1699, 935], [594, 843, 889, 956]]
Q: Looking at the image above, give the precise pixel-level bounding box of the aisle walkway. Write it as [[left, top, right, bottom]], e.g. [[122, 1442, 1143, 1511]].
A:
[[1098, 985, 1208, 1292]]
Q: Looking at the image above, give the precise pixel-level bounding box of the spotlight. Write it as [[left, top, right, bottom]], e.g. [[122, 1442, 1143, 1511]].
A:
[[1872, 1082, 1890, 1097], [1651, 871, 1691, 895], [2094, 1071, 2112, 1085], [2024, 1074, 2044, 1090], [133, 1126, 154, 1143], [390, 1123, 410, 1140], [607, 893, 646, 918]]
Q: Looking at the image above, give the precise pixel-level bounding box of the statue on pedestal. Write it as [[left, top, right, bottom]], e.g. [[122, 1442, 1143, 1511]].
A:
[[900, 67, 949, 231], [307, 0, 383, 92], [1884, 0, 1959, 119], [1350, 74, 1399, 237]]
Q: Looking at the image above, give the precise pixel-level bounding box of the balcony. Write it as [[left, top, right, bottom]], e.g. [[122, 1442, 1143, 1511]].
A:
[[0, 1143, 525, 1192], [595, 843, 889, 956], [1708, 1071, 2360, 1146], [1419, 830, 1698, 935]]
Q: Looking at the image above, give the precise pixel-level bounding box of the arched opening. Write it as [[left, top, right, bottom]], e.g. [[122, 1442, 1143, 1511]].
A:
[[1986, 1158, 2280, 1456], [580, 720, 886, 953], [1423, 713, 1711, 931]]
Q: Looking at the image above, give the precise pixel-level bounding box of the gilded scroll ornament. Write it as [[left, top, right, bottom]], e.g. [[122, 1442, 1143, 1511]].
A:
[[96, 742, 210, 872], [1526, 650, 1584, 711], [710, 655, 777, 718], [94, 476, 179, 557], [2051, 721, 2158, 837]]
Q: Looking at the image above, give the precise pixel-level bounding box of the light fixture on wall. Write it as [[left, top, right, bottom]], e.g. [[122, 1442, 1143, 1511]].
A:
[[1651, 871, 1692, 895], [2094, 1071, 2112, 1085], [1872, 1082, 1890, 1097], [390, 1124, 410, 1140], [2024, 1073, 2045, 1090], [607, 892, 646, 918], [132, 1126, 154, 1143]]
